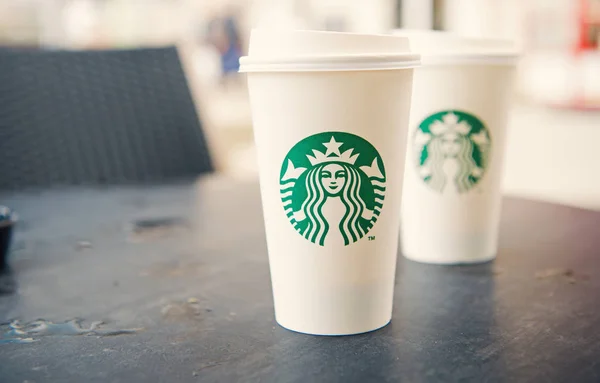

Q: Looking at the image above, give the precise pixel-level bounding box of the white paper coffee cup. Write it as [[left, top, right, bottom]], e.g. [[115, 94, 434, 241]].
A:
[[395, 30, 518, 264], [240, 29, 419, 335]]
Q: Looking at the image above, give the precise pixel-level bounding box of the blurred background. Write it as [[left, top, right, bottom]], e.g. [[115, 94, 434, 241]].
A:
[[1, 0, 599, 208]]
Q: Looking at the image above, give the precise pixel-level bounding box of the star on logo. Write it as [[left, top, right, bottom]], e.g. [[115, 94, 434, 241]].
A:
[[307, 136, 359, 166], [443, 112, 459, 125], [415, 130, 432, 147], [360, 158, 384, 179], [471, 131, 490, 146], [323, 136, 343, 157], [281, 159, 306, 181], [430, 113, 471, 136]]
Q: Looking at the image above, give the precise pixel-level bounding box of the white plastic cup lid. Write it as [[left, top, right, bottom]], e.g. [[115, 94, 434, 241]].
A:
[[239, 29, 421, 73], [393, 29, 520, 66]]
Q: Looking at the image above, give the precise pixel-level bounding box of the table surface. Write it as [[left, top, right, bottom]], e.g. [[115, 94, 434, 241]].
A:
[[1, 176, 600, 383]]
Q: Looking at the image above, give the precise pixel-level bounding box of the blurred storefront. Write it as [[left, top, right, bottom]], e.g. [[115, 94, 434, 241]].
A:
[[4, 0, 599, 107], [2, 0, 600, 208]]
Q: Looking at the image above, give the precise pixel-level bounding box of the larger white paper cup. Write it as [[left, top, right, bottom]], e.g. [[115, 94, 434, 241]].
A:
[[241, 30, 419, 335], [395, 30, 518, 264]]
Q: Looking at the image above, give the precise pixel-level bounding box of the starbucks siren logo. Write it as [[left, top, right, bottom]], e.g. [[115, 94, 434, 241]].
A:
[[280, 132, 386, 246], [414, 111, 491, 193]]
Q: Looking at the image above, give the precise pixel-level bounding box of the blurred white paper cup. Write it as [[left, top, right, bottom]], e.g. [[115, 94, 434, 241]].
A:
[[240, 29, 419, 335], [395, 30, 519, 265]]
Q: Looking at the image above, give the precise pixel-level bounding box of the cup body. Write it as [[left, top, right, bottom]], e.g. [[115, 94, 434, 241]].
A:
[[248, 67, 414, 335], [401, 63, 516, 264]]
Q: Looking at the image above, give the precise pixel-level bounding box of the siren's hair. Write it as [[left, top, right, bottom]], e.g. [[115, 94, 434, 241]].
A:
[[300, 166, 329, 245], [338, 165, 366, 245], [423, 138, 447, 192], [424, 134, 479, 193], [455, 135, 478, 192], [301, 162, 366, 246]]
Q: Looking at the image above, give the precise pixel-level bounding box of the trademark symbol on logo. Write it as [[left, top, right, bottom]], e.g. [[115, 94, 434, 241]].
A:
[[368, 236, 375, 241]]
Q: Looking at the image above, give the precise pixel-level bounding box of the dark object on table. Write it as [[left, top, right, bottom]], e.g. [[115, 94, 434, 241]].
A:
[[0, 47, 213, 190], [1, 179, 600, 382], [129, 216, 190, 242], [131, 217, 188, 232], [0, 206, 16, 272]]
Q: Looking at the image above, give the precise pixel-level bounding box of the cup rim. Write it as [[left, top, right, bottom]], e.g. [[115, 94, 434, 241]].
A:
[[239, 53, 421, 73], [391, 29, 520, 66], [419, 53, 520, 66]]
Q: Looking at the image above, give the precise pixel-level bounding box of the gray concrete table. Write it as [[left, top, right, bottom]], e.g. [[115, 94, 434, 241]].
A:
[[0, 176, 599, 383]]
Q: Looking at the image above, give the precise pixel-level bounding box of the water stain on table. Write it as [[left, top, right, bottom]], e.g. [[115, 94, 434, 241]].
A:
[[535, 267, 590, 284], [161, 297, 210, 323], [0, 319, 143, 344]]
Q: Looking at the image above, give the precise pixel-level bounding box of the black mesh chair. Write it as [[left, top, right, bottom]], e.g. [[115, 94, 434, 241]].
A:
[[0, 47, 213, 190]]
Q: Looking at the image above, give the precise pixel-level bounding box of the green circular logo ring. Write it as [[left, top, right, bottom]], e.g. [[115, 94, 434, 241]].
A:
[[280, 132, 386, 246], [413, 110, 491, 193]]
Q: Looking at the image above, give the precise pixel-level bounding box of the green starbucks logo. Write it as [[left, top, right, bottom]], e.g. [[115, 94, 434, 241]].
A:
[[280, 132, 385, 246], [414, 111, 491, 193]]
